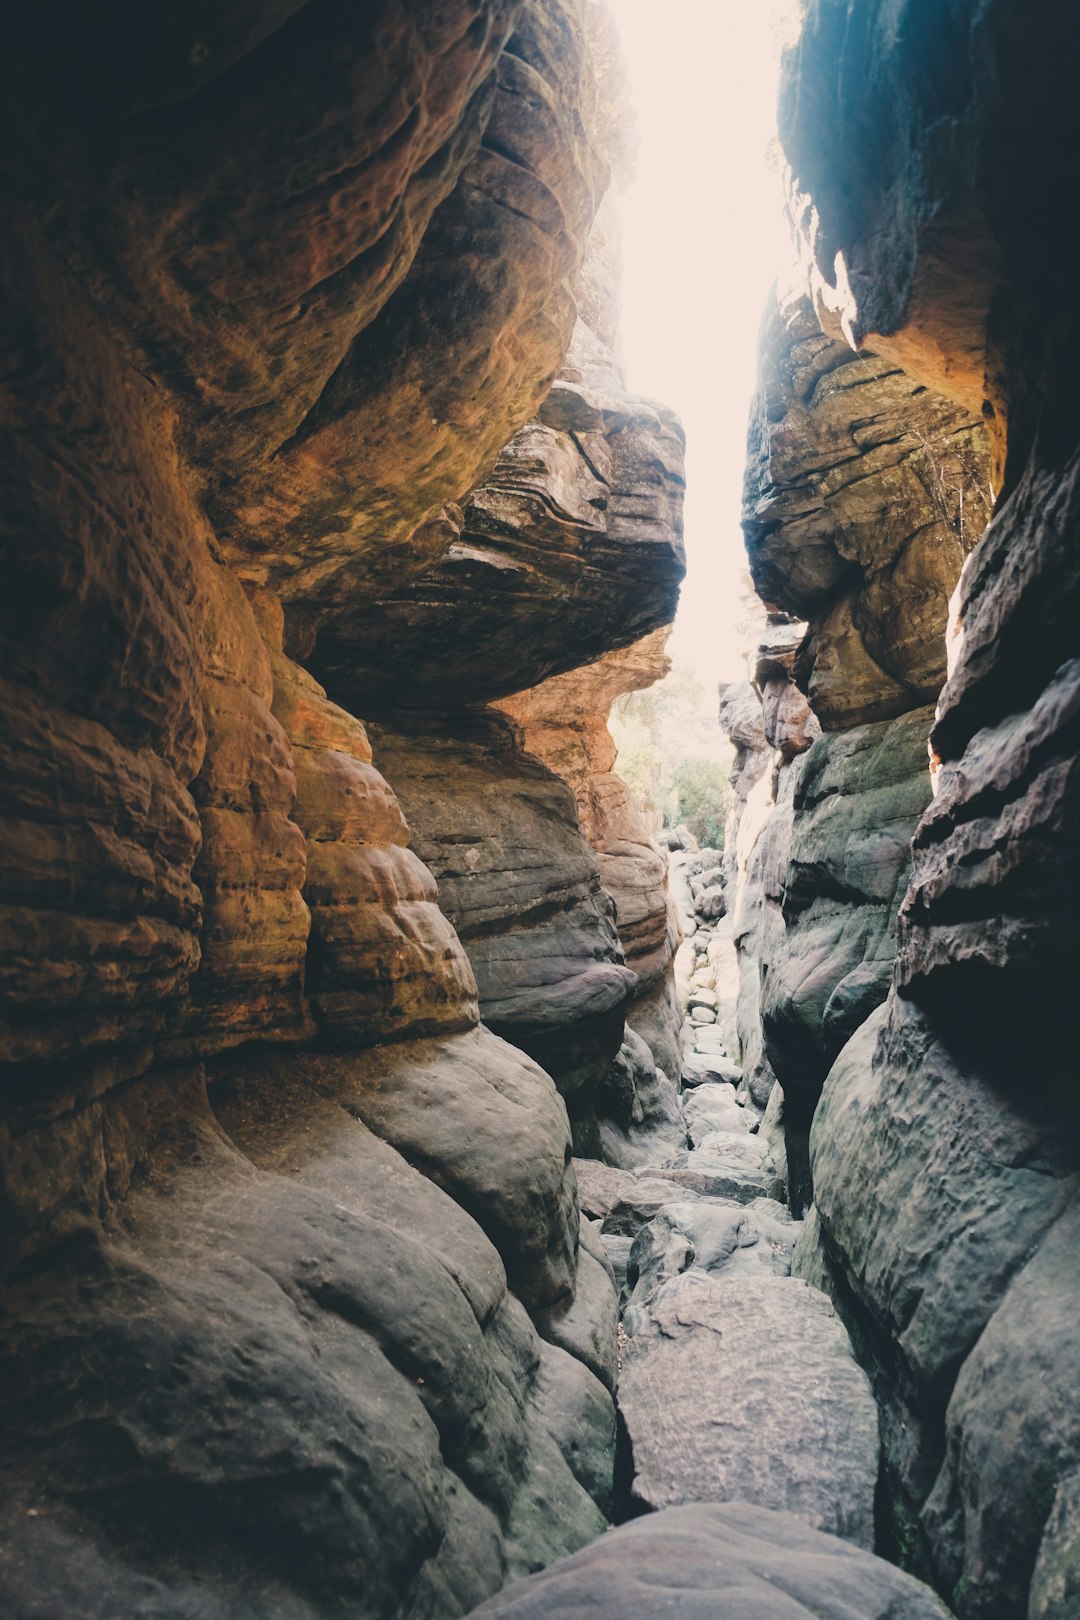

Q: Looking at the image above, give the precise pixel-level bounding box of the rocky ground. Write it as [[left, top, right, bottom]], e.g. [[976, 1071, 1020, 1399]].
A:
[[3, 2, 1078, 1617], [476, 823, 954, 1618]]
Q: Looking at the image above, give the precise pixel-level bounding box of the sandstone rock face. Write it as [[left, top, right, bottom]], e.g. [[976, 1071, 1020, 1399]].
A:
[[764, 3, 1080, 1615], [590, 1027, 685, 1169], [267, 626, 481, 1049], [1, 1049, 610, 1619], [721, 693, 805, 1114], [323, 371, 685, 709], [803, 1000, 1079, 1619], [33, 1, 612, 625], [370, 714, 635, 1131], [498, 630, 683, 1078], [744, 292, 992, 730], [0, 5, 665, 1613], [759, 706, 934, 1192], [467, 1503, 956, 1620]]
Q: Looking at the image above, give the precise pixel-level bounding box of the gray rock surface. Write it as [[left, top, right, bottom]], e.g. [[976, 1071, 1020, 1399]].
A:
[[533, 1245, 619, 1395], [681, 1051, 743, 1086], [1030, 1472, 1080, 1620], [921, 1196, 1080, 1620], [619, 1270, 879, 1540], [496, 632, 685, 1084], [466, 1502, 956, 1620], [623, 1195, 798, 1329], [0, 1054, 602, 1620], [598, 1174, 708, 1239], [761, 708, 934, 1105], [593, 1029, 685, 1170], [571, 1158, 637, 1226], [744, 4, 1080, 1615], [682, 1079, 752, 1142], [808, 998, 1079, 1610], [530, 1341, 616, 1519], [371, 716, 636, 1122]]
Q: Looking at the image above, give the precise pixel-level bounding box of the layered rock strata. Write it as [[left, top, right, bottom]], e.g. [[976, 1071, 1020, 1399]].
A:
[[497, 629, 684, 1080], [0, 5, 663, 1613], [320, 368, 686, 711], [734, 3, 1080, 1615], [744, 289, 992, 729], [369, 712, 635, 1137], [719, 628, 822, 1136]]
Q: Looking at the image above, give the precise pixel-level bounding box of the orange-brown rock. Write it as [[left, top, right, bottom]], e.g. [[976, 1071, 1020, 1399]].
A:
[[0, 6, 637, 1612], [319, 378, 686, 709], [744, 290, 992, 730], [41, 4, 607, 629], [259, 605, 480, 1048], [498, 630, 682, 1077]]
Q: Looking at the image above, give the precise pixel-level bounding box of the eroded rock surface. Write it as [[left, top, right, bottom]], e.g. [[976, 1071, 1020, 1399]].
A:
[[619, 1269, 878, 1539], [370, 713, 635, 1128], [0, 5, 656, 1614], [760, 3, 1080, 1615], [327, 376, 685, 710], [760, 707, 933, 1123], [467, 1503, 954, 1620], [745, 290, 991, 730], [498, 630, 683, 1078]]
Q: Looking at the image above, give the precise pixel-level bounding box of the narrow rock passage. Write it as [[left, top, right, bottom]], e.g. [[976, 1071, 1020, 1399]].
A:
[[573, 839, 881, 1540], [473, 839, 955, 1620]]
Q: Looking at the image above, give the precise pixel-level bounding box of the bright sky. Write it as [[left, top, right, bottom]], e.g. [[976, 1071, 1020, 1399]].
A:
[[613, 1, 797, 686]]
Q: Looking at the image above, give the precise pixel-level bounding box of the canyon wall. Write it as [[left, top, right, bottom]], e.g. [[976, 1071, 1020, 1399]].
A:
[[0, 4, 683, 1615], [731, 4, 1080, 1617]]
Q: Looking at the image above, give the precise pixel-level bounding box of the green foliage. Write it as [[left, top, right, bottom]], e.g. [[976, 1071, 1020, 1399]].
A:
[[670, 756, 731, 847], [610, 662, 733, 844]]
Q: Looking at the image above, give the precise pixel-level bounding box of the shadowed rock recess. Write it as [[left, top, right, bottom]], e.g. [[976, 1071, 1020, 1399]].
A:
[[1, 4, 1078, 1620], [716, 4, 1080, 1620], [0, 3, 678, 1614]]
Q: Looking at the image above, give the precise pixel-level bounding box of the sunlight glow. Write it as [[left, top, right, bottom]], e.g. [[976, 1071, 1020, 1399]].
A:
[[613, 1, 799, 687]]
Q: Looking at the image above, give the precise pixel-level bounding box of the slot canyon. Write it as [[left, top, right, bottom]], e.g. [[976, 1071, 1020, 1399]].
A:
[[1, 3, 1077, 1618]]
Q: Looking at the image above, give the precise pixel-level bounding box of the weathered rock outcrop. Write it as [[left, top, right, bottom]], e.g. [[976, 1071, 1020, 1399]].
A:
[[720, 630, 822, 1124], [498, 629, 683, 1078], [754, 704, 935, 1204], [30, 1, 611, 624], [468, 1503, 955, 1620], [744, 290, 992, 730], [747, 3, 1080, 1616], [761, 707, 932, 1098], [0, 5, 665, 1614], [369, 712, 635, 1133], [322, 368, 686, 711], [0, 562, 612, 1620]]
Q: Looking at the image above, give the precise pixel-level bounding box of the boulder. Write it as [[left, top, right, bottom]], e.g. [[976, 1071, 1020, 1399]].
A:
[[619, 1270, 880, 1543], [623, 1195, 798, 1325], [682, 1081, 751, 1143], [593, 1029, 686, 1169], [681, 1047, 740, 1083], [466, 1502, 955, 1620], [696, 882, 726, 920]]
